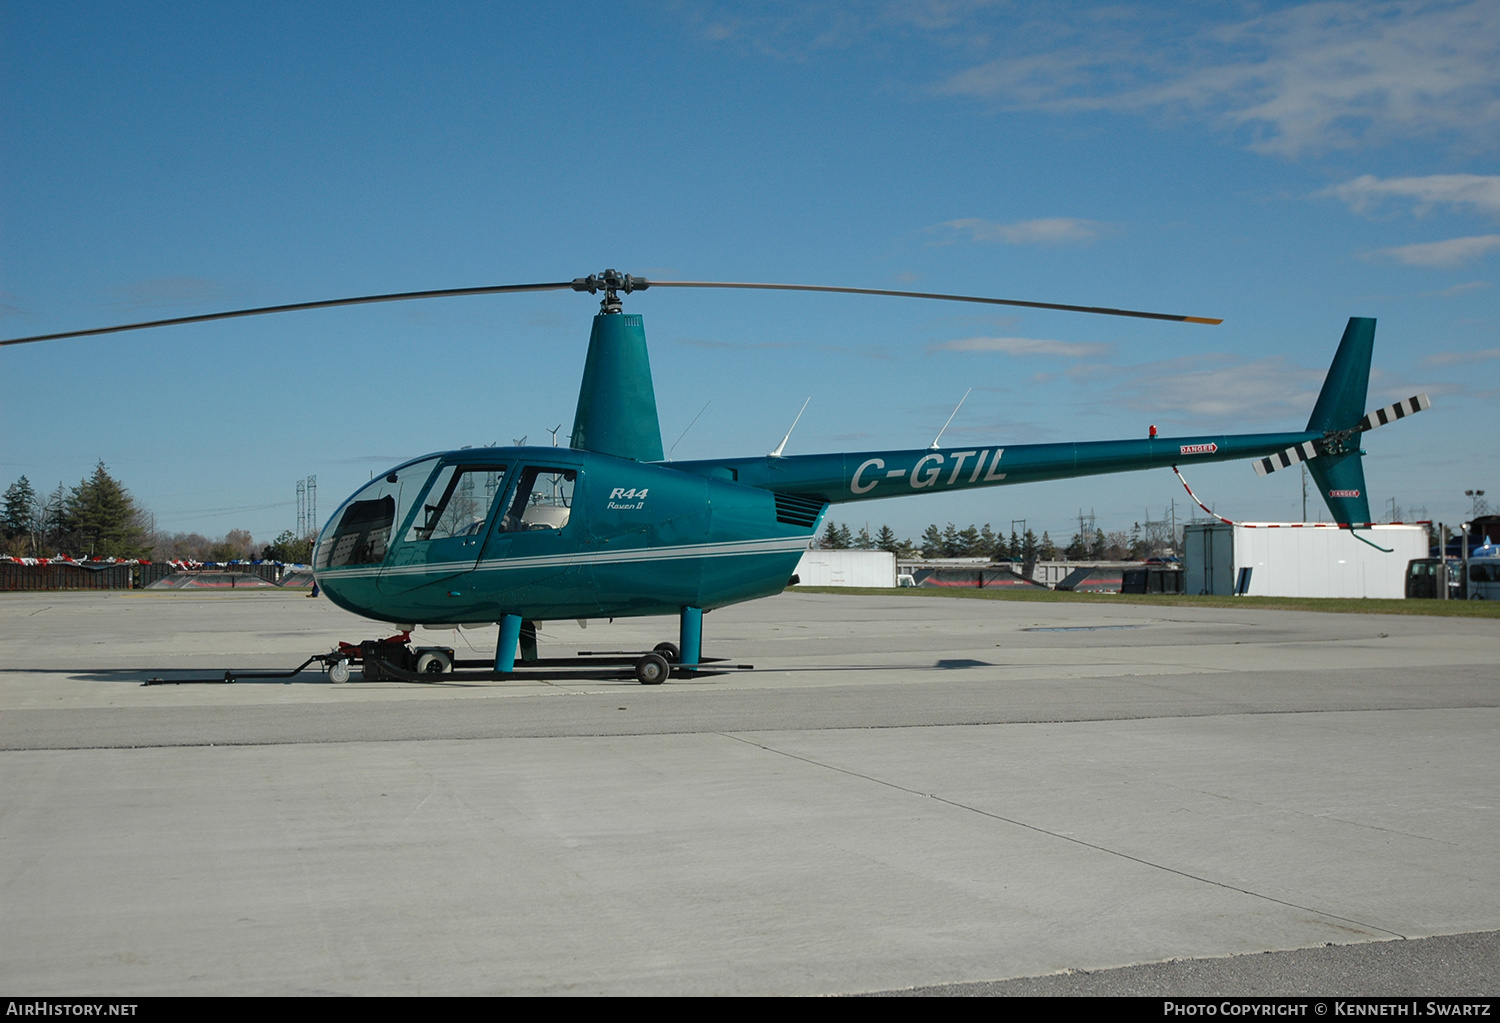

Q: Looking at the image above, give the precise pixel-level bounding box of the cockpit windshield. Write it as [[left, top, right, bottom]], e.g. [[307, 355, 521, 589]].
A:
[[315, 457, 441, 570]]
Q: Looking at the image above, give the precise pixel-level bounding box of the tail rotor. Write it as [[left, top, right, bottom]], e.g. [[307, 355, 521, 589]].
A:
[[1247, 318, 1431, 526]]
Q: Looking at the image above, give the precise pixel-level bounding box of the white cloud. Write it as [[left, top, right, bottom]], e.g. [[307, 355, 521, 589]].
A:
[[931, 335, 1114, 358], [1108, 355, 1324, 421], [1417, 280, 1492, 297], [937, 217, 1106, 244], [1372, 234, 1500, 266], [1424, 347, 1500, 365], [1325, 174, 1500, 217], [936, 1, 1500, 158]]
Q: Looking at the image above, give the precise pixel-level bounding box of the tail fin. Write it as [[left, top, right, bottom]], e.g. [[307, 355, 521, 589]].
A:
[[1306, 317, 1375, 525], [1307, 317, 1374, 433]]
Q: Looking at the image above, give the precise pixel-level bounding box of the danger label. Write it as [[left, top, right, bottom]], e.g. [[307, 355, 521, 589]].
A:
[[1179, 443, 1218, 455], [1328, 489, 1361, 498]]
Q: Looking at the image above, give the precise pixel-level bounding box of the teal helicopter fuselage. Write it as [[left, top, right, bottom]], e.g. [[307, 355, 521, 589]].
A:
[[313, 429, 1317, 627], [312, 309, 1384, 651]]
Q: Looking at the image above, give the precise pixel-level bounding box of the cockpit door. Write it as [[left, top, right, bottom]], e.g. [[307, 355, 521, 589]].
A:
[[378, 464, 508, 594], [474, 464, 599, 617]]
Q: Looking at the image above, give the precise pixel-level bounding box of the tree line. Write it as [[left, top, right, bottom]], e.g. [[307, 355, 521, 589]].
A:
[[819, 520, 1178, 561], [2, 464, 314, 563]]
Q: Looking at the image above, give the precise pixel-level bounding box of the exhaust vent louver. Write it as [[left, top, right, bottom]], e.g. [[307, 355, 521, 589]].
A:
[[774, 493, 826, 527]]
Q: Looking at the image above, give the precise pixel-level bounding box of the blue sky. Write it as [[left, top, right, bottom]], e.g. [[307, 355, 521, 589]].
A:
[[3, 1, 1497, 545]]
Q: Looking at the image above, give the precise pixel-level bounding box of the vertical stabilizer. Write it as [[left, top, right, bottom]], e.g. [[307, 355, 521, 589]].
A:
[[1306, 317, 1376, 525], [569, 312, 664, 462], [1307, 317, 1375, 432], [1307, 451, 1372, 526]]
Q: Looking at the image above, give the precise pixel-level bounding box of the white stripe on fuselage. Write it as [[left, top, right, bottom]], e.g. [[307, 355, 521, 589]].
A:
[[317, 535, 813, 581]]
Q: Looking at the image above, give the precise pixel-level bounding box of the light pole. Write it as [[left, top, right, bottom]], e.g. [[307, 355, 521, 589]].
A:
[[1465, 489, 1486, 521]]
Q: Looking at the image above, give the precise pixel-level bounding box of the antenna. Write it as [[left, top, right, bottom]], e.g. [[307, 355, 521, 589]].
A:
[[547, 424, 562, 447], [930, 388, 971, 450], [669, 401, 712, 460], [769, 397, 811, 458], [512, 435, 528, 448]]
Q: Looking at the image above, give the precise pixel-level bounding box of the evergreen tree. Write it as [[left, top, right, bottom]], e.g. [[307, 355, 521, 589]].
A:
[[3, 476, 38, 549], [854, 525, 874, 550], [1022, 528, 1039, 560], [819, 522, 847, 549], [43, 482, 69, 553], [1008, 530, 1021, 561], [874, 525, 899, 554], [941, 522, 961, 557], [1065, 532, 1087, 559], [957, 524, 981, 557], [65, 462, 151, 558], [1038, 531, 1056, 560], [837, 523, 854, 549], [263, 530, 315, 564], [920, 523, 944, 557], [979, 523, 998, 560]]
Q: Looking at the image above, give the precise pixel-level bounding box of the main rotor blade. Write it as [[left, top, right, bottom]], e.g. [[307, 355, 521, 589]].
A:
[[0, 281, 577, 347], [644, 280, 1222, 325]]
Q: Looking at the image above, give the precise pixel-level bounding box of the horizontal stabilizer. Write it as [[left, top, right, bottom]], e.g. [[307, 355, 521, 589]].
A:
[[1358, 393, 1430, 432]]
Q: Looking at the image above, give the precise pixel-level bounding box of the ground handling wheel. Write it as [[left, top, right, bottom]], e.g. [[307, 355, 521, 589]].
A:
[[652, 641, 681, 664], [633, 652, 670, 685], [327, 658, 351, 684], [415, 649, 453, 675]]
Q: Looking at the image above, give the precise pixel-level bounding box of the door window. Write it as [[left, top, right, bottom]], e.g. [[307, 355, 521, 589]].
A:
[[406, 466, 508, 542], [498, 467, 577, 533]]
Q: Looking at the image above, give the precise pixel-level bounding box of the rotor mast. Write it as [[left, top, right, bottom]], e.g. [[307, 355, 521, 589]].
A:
[[568, 271, 664, 461]]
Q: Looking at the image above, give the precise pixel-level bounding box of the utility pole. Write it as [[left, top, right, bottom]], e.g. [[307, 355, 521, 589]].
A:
[[1440, 523, 1448, 601]]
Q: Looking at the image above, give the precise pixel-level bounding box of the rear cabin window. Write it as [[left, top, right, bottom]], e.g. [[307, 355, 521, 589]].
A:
[[498, 468, 576, 533]]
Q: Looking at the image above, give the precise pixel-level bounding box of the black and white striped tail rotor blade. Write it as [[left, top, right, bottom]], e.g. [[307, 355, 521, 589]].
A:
[[1358, 393, 1431, 432], [1253, 393, 1431, 477], [1253, 440, 1322, 477]]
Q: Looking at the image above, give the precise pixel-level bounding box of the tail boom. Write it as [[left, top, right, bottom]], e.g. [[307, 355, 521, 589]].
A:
[[669, 430, 1319, 505]]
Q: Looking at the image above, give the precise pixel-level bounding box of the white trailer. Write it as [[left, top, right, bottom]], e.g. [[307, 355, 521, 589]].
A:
[[794, 549, 898, 588], [1183, 522, 1427, 599]]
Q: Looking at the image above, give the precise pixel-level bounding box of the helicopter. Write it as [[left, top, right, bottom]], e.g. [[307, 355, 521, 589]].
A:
[[3, 269, 1429, 683]]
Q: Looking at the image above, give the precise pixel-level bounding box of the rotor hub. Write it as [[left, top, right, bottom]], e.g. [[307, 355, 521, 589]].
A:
[[572, 269, 650, 314], [1321, 428, 1359, 456]]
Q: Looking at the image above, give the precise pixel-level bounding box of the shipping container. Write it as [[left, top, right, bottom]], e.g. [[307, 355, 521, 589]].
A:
[[1183, 523, 1428, 598], [793, 549, 897, 588]]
